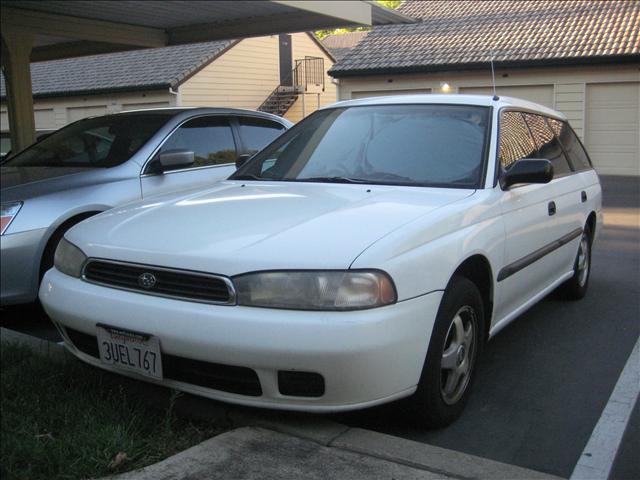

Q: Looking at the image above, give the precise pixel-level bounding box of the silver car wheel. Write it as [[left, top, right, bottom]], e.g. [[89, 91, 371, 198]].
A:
[[440, 306, 477, 405], [577, 234, 590, 287]]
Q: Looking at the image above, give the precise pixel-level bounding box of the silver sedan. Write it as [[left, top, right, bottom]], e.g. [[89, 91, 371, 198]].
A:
[[1, 107, 291, 306]]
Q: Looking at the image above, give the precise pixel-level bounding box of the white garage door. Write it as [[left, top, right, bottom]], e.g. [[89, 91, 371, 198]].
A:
[[67, 105, 108, 123], [459, 85, 554, 109], [351, 88, 431, 99], [585, 82, 639, 176]]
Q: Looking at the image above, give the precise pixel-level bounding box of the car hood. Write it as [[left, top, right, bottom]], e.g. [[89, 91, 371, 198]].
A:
[[0, 166, 131, 202], [69, 181, 475, 275]]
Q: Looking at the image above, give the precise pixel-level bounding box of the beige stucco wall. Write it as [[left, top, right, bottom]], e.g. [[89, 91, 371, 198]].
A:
[[335, 64, 640, 140], [0, 90, 173, 132], [178, 32, 336, 123]]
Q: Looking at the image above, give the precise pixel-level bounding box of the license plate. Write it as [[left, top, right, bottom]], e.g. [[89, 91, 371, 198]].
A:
[[96, 325, 163, 380]]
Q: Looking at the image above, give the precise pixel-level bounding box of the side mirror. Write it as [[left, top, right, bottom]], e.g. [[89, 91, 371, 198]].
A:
[[236, 153, 252, 170], [157, 149, 195, 172], [500, 159, 554, 190]]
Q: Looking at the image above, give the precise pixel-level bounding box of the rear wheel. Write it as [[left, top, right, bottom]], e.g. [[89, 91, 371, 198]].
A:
[[560, 225, 592, 300], [411, 275, 484, 428]]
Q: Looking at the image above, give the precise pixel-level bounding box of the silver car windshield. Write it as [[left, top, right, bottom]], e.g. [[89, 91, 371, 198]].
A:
[[3, 114, 172, 168], [231, 105, 490, 188]]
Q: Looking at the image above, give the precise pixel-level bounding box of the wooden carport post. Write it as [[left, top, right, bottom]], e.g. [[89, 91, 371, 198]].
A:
[[1, 29, 35, 152]]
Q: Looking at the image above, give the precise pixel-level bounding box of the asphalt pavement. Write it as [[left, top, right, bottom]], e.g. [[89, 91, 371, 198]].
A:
[[2, 175, 638, 479]]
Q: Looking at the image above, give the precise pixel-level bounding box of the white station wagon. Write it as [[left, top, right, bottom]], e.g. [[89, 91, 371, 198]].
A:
[[40, 95, 602, 427]]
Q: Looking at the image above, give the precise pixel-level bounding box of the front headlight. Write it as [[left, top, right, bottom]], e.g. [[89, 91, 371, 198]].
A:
[[233, 270, 397, 310], [54, 237, 87, 278], [1, 201, 22, 235]]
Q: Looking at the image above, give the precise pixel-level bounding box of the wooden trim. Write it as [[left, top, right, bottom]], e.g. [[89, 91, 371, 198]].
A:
[[1, 7, 166, 48]]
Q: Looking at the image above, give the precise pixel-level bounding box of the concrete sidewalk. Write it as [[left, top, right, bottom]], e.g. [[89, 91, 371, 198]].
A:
[[107, 425, 561, 480], [2, 327, 561, 480]]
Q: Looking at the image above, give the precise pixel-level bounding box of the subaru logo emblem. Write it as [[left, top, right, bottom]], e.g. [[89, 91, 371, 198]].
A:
[[138, 272, 157, 289]]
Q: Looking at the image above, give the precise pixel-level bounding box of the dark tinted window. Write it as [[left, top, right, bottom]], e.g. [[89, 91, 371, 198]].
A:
[[232, 105, 490, 188], [524, 113, 572, 175], [498, 111, 537, 170], [238, 117, 285, 155], [3, 114, 171, 168], [547, 118, 592, 171], [161, 116, 236, 167]]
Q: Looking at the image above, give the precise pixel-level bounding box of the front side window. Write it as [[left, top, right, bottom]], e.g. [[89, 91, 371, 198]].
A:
[[547, 118, 592, 171], [3, 114, 171, 168], [523, 113, 572, 176], [232, 105, 490, 188], [238, 117, 285, 155], [160, 116, 237, 168], [498, 111, 538, 170]]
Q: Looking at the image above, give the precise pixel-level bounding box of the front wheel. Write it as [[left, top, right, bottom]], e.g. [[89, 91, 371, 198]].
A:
[[559, 225, 592, 300], [410, 275, 484, 428]]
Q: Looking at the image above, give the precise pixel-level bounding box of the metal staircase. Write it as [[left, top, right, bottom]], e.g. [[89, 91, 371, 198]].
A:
[[259, 86, 300, 117], [258, 57, 325, 117]]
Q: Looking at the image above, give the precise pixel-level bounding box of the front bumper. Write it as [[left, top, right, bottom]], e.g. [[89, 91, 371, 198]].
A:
[[40, 267, 443, 412], [1, 228, 47, 305]]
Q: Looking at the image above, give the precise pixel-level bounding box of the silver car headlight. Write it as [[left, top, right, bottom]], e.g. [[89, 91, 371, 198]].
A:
[[233, 270, 397, 310], [1, 201, 23, 235], [54, 238, 87, 278]]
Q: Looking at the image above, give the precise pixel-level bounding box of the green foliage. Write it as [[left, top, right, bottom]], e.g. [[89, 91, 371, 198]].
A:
[[315, 0, 402, 40], [1, 343, 228, 480]]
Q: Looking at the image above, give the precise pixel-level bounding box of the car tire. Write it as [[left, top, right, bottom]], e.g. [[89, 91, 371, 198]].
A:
[[410, 275, 484, 428], [559, 225, 592, 300]]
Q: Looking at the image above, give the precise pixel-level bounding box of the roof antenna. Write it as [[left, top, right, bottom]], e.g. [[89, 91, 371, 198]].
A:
[[490, 52, 499, 101]]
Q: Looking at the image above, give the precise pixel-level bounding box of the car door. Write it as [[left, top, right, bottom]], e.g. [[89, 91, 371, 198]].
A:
[[495, 110, 565, 321], [140, 116, 238, 198], [524, 113, 584, 278]]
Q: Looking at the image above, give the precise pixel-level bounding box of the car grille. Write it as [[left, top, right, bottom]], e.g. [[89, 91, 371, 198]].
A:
[[82, 260, 234, 304], [64, 327, 262, 396]]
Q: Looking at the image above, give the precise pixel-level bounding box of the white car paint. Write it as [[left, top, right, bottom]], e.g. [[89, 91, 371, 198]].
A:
[[40, 95, 603, 413]]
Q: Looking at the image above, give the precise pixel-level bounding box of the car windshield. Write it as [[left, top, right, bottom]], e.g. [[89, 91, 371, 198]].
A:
[[231, 104, 490, 188], [2, 114, 172, 168]]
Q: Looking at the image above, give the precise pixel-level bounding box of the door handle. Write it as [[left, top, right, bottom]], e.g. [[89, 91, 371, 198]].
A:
[[581, 191, 587, 203], [548, 201, 556, 216]]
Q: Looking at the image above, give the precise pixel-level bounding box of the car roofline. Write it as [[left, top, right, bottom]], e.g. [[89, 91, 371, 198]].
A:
[[323, 94, 567, 121]]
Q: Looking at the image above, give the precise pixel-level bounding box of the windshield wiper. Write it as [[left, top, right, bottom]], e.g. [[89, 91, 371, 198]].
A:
[[294, 176, 371, 184]]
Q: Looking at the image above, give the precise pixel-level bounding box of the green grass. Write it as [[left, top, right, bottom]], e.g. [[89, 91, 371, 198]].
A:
[[1, 342, 229, 480]]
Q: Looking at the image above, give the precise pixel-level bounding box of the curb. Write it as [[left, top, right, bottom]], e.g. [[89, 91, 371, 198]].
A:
[[0, 326, 66, 358]]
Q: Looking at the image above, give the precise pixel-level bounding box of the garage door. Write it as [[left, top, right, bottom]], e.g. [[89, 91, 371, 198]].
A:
[[351, 88, 431, 99], [585, 82, 639, 176], [459, 85, 554, 109], [67, 105, 107, 123]]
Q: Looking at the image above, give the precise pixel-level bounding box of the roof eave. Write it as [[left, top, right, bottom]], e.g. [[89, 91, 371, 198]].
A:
[[329, 54, 640, 78]]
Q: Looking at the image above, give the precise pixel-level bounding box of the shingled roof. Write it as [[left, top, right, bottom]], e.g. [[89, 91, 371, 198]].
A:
[[329, 0, 640, 77], [321, 31, 369, 61], [0, 40, 236, 99]]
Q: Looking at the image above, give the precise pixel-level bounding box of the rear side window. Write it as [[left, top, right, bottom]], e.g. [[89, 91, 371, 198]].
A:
[[547, 118, 592, 171], [498, 111, 538, 170], [160, 116, 237, 168], [523, 113, 572, 176], [238, 117, 285, 155]]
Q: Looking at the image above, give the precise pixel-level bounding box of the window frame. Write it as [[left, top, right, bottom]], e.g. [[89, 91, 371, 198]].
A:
[[550, 118, 594, 172], [141, 114, 241, 176], [233, 116, 288, 156], [233, 103, 494, 190], [494, 107, 575, 189], [522, 112, 573, 179]]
